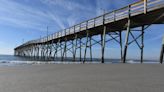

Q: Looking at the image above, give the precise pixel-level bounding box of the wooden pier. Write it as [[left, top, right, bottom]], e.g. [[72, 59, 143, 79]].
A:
[[14, 0, 164, 63]]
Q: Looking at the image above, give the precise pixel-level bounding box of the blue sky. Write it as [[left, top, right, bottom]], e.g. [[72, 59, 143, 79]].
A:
[[0, 0, 163, 60]]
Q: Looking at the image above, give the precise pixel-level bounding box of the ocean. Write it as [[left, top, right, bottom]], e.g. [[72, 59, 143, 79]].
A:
[[0, 55, 160, 66]]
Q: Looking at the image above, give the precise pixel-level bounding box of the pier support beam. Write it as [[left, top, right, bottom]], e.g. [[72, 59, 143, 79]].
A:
[[80, 38, 82, 62], [119, 31, 123, 62], [101, 26, 106, 63], [54, 43, 58, 61], [123, 19, 131, 63], [60, 40, 63, 61], [89, 36, 92, 62], [141, 26, 144, 63], [62, 38, 67, 61], [73, 34, 78, 62], [83, 30, 89, 63], [49, 42, 54, 61], [160, 44, 164, 64], [160, 36, 164, 64]]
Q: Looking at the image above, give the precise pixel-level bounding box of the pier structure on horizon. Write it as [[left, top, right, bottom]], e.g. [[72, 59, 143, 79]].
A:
[[14, 0, 164, 63]]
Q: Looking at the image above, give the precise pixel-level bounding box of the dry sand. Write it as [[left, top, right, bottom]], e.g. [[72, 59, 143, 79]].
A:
[[0, 64, 164, 92]]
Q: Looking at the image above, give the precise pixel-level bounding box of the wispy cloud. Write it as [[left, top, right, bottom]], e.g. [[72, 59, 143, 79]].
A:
[[0, 0, 68, 32], [40, 0, 96, 27], [42, 0, 93, 11], [46, 11, 66, 29], [146, 33, 163, 43]]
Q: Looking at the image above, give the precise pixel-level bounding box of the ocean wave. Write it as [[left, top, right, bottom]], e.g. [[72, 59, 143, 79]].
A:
[[0, 60, 160, 66], [0, 60, 102, 65], [126, 60, 160, 64]]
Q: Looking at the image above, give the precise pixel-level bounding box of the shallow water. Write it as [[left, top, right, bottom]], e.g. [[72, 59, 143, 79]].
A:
[[0, 55, 160, 66]]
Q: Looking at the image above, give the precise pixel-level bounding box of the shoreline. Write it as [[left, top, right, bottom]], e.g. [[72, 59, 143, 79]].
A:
[[0, 60, 161, 66]]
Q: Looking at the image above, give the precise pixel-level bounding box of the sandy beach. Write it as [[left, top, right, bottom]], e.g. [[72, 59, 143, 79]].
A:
[[0, 64, 164, 92]]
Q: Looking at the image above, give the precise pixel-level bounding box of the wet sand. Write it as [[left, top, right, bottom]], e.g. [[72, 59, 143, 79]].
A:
[[0, 64, 164, 92]]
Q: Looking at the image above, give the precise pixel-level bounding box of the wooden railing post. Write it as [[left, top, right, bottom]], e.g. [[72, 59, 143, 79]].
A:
[[144, 0, 147, 14], [128, 5, 131, 18]]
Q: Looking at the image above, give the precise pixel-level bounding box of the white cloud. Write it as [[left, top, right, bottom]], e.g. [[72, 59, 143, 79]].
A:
[[146, 34, 163, 43], [41, 0, 93, 11], [46, 11, 66, 29], [0, 0, 66, 31]]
